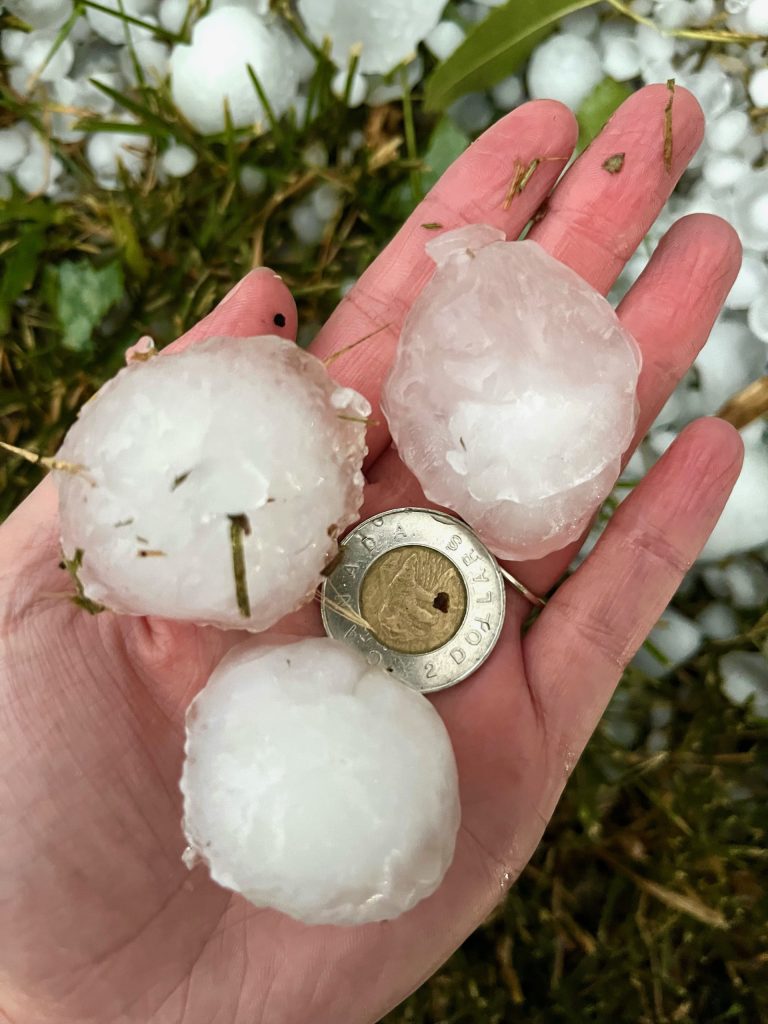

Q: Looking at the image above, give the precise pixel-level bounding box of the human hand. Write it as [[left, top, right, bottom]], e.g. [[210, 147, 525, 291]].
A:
[[1, 85, 744, 1024]]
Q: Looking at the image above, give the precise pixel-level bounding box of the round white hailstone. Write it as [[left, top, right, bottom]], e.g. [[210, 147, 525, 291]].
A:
[[87, 0, 153, 44], [701, 565, 729, 598], [55, 337, 369, 630], [699, 443, 768, 562], [289, 199, 325, 246], [425, 21, 465, 62], [725, 254, 768, 311], [0, 126, 29, 173], [635, 23, 676, 64], [702, 152, 749, 191], [527, 33, 603, 109], [1, 29, 26, 61], [382, 225, 641, 561], [707, 109, 750, 153], [50, 79, 86, 144], [695, 601, 739, 641], [238, 165, 266, 195], [654, 0, 692, 28], [749, 67, 768, 108], [732, 170, 768, 250], [86, 126, 151, 188], [745, 0, 768, 34], [13, 133, 63, 196], [20, 30, 74, 82], [722, 560, 768, 609], [560, 9, 600, 36], [448, 92, 495, 134], [120, 33, 171, 84], [632, 607, 703, 679], [159, 0, 188, 34], [170, 7, 299, 135], [747, 291, 768, 343], [330, 68, 367, 108], [681, 64, 734, 120], [297, 0, 445, 75], [491, 75, 524, 111], [366, 55, 424, 105], [693, 318, 766, 413], [4, 0, 72, 29], [689, 0, 715, 24], [181, 637, 460, 925], [311, 182, 342, 221], [602, 36, 642, 81], [160, 143, 197, 178], [647, 428, 678, 458], [719, 652, 768, 716]]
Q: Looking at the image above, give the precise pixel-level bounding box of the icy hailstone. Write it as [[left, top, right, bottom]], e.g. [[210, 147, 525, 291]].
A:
[[382, 225, 641, 561], [181, 637, 461, 925], [55, 336, 369, 631]]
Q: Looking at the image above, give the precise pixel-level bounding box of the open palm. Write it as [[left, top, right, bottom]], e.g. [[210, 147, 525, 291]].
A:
[[2, 87, 745, 1024]]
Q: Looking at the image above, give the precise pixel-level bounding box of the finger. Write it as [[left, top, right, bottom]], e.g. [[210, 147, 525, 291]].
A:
[[528, 83, 704, 294], [310, 100, 579, 463], [164, 268, 298, 354], [523, 418, 743, 747]]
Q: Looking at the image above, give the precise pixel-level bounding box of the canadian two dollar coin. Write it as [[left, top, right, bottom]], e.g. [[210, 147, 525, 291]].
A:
[[321, 508, 506, 692]]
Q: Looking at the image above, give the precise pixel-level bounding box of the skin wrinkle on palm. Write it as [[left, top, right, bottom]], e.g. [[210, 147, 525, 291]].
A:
[[0, 88, 749, 1024]]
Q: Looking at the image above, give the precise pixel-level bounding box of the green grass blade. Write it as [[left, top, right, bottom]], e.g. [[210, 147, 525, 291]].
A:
[[424, 0, 601, 112]]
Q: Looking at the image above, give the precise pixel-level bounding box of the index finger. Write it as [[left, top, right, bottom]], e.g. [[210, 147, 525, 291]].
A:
[[310, 100, 579, 463]]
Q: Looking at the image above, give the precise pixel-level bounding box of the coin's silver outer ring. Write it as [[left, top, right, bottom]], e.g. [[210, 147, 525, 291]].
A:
[[321, 507, 506, 693]]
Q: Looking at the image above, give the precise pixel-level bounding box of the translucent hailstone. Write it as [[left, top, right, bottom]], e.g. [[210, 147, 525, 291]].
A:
[[181, 637, 460, 925], [699, 442, 768, 561], [527, 33, 603, 109], [55, 337, 369, 631], [297, 0, 445, 75], [170, 7, 299, 134], [160, 143, 197, 178], [382, 225, 641, 561]]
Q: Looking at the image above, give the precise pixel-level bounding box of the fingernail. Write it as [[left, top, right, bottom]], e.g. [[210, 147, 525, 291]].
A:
[[219, 268, 265, 307]]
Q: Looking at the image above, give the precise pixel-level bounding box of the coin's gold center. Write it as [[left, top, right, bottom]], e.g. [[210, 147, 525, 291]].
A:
[[359, 545, 467, 655]]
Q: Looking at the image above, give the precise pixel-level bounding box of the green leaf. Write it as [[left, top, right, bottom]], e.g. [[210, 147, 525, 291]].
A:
[[0, 226, 45, 332], [421, 117, 471, 192], [55, 259, 125, 352], [424, 0, 600, 112], [576, 77, 634, 150]]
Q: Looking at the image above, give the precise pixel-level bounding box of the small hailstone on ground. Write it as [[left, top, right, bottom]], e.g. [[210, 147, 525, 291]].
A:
[[699, 441, 768, 561], [632, 607, 704, 678], [55, 336, 369, 631], [382, 225, 641, 561], [86, 123, 151, 189], [695, 601, 739, 641], [181, 637, 460, 925], [159, 0, 188, 34], [707, 110, 750, 153], [721, 559, 768, 609], [602, 35, 642, 81], [14, 131, 63, 196], [491, 75, 524, 111], [692, 319, 765, 413], [447, 92, 495, 134], [4, 0, 72, 29], [719, 652, 768, 717], [733, 168, 768, 251], [20, 29, 75, 82], [238, 165, 267, 195], [330, 68, 367, 108], [745, 0, 768, 34], [297, 0, 445, 75], [87, 0, 154, 45], [748, 67, 768, 109], [527, 33, 603, 109], [724, 254, 768, 311], [425, 21, 465, 62], [170, 7, 299, 135], [160, 143, 197, 178], [0, 127, 28, 173], [747, 292, 768, 343]]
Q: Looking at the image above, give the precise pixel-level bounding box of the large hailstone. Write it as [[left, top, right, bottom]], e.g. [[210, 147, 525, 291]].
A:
[[297, 0, 446, 75], [170, 7, 299, 135], [382, 225, 641, 561], [181, 637, 461, 925], [55, 336, 368, 631]]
